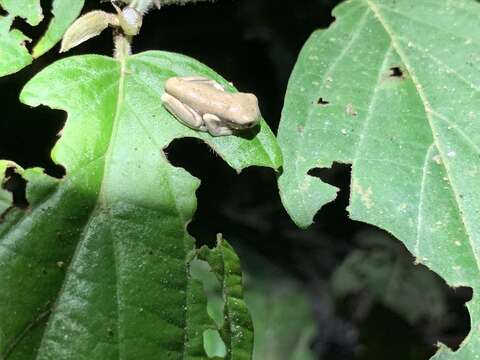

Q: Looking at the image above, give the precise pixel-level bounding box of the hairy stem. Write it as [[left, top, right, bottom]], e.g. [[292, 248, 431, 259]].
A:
[[128, 0, 158, 13], [114, 34, 131, 60]]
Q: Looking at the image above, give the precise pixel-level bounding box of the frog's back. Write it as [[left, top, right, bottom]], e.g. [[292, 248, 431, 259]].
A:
[[165, 77, 231, 114], [164, 77, 261, 125]]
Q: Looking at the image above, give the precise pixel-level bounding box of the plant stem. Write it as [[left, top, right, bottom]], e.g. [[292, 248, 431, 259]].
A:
[[114, 34, 132, 60]]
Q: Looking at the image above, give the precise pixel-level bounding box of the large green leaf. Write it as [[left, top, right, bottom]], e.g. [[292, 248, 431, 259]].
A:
[[278, 0, 480, 358], [0, 51, 281, 359], [0, 0, 84, 76]]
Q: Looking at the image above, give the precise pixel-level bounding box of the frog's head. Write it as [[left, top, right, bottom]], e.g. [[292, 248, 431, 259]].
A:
[[227, 93, 261, 130]]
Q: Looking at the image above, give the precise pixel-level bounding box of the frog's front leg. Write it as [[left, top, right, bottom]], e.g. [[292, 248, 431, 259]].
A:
[[203, 113, 233, 136], [161, 93, 207, 131]]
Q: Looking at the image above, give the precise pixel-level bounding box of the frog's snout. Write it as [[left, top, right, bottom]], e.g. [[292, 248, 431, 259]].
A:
[[243, 116, 259, 127]]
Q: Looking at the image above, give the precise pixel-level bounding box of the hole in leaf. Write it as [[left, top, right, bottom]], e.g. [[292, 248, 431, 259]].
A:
[[0, 6, 7, 16], [307, 163, 471, 358], [0, 69, 67, 179], [308, 162, 349, 188], [308, 163, 365, 240], [190, 259, 225, 327], [165, 137, 237, 248], [6, 0, 56, 53], [203, 329, 227, 358], [317, 97, 330, 106], [329, 229, 472, 358], [438, 286, 472, 351], [11, 17, 34, 50], [3, 167, 28, 209], [190, 258, 227, 358], [389, 66, 405, 79]]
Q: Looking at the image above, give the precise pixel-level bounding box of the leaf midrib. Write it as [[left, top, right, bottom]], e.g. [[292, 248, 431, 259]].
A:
[[31, 57, 126, 360], [365, 0, 480, 274]]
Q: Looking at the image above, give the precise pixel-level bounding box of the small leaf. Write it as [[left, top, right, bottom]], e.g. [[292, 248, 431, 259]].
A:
[[0, 161, 16, 214], [33, 0, 85, 58], [0, 16, 31, 77], [60, 10, 118, 53], [278, 0, 480, 358], [198, 238, 254, 360], [0, 0, 41, 76], [0, 0, 86, 76], [0, 51, 280, 358], [0, 0, 42, 26]]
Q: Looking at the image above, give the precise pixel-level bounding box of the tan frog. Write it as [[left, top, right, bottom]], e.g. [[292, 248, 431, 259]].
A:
[[161, 76, 261, 136]]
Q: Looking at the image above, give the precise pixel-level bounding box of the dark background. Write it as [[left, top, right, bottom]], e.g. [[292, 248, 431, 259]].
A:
[[0, 0, 472, 358]]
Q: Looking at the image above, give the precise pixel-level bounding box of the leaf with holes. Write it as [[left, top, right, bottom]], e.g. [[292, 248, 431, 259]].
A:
[[0, 161, 15, 214], [32, 0, 85, 58], [278, 0, 480, 358], [0, 0, 84, 76], [0, 51, 281, 359]]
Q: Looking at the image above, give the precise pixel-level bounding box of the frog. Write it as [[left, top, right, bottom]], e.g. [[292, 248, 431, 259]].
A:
[[161, 76, 261, 136]]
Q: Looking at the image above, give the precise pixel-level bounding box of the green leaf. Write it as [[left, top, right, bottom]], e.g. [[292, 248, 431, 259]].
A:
[[0, 0, 85, 76], [0, 0, 42, 26], [198, 238, 254, 360], [278, 0, 480, 358], [0, 15, 32, 77], [0, 161, 17, 214], [242, 255, 316, 360], [0, 51, 280, 359], [0, 0, 41, 76], [330, 230, 447, 325], [32, 0, 85, 58]]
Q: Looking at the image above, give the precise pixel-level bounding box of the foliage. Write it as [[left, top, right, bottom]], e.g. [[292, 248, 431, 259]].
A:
[[2, 0, 479, 358], [0, 45, 280, 359], [278, 0, 480, 358], [0, 0, 84, 76], [243, 256, 316, 360], [330, 230, 447, 325]]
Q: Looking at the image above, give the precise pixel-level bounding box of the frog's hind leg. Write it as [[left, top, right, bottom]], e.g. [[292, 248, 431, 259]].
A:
[[182, 76, 225, 92], [203, 113, 233, 136], [161, 93, 206, 131]]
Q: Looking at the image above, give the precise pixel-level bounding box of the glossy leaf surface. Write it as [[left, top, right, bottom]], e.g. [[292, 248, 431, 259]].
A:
[[0, 51, 281, 359]]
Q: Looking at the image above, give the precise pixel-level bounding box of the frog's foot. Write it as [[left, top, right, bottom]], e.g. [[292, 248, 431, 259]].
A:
[[182, 76, 225, 92], [161, 92, 205, 131], [203, 113, 233, 136]]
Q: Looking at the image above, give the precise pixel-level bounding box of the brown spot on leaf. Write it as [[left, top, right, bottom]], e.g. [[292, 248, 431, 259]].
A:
[[346, 103, 358, 116]]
